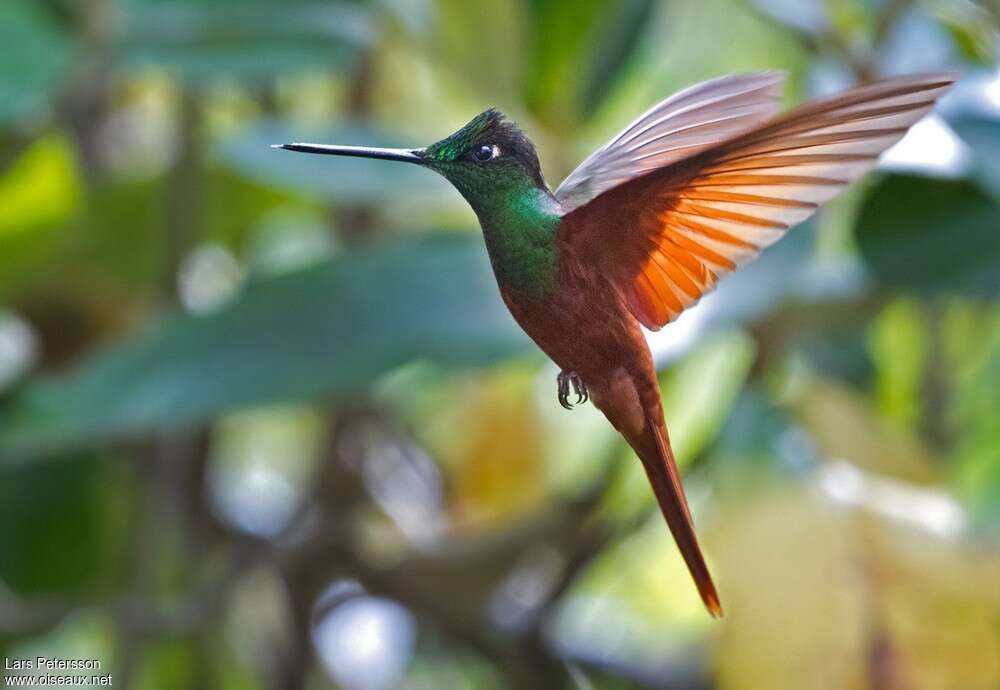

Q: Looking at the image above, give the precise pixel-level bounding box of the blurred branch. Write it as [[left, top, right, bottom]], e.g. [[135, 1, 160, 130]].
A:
[[874, 0, 915, 47], [333, 47, 380, 245], [115, 432, 214, 688], [162, 89, 205, 301], [750, 293, 887, 375], [0, 546, 252, 638], [0, 407, 708, 688], [263, 408, 646, 690], [59, 0, 114, 180]]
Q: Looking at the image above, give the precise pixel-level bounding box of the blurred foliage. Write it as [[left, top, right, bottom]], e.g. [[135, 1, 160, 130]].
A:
[[856, 174, 1000, 296], [0, 234, 526, 459], [0, 2, 75, 125], [0, 0, 998, 689]]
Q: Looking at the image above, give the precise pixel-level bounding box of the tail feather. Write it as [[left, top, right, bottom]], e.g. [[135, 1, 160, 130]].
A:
[[635, 413, 723, 617]]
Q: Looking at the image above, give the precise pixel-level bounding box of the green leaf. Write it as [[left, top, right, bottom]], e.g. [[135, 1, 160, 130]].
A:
[[0, 234, 528, 460], [0, 134, 82, 299], [868, 298, 928, 431], [951, 115, 1000, 198], [0, 1, 74, 124], [119, 0, 371, 82], [524, 0, 654, 124], [0, 453, 128, 596], [133, 637, 199, 690], [431, 0, 526, 104], [661, 329, 757, 466], [576, 0, 655, 118], [0, 135, 80, 238], [855, 174, 1000, 297], [935, 2, 997, 64], [944, 301, 1000, 535]]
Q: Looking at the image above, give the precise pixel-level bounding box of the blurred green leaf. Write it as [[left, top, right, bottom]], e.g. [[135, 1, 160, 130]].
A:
[[119, 0, 371, 82], [60, 177, 166, 294], [944, 301, 1000, 535], [431, 0, 526, 103], [661, 329, 757, 465], [0, 453, 128, 595], [524, 0, 654, 123], [856, 174, 1000, 297], [0, 1, 74, 124], [0, 135, 80, 238], [133, 636, 197, 690], [951, 115, 1000, 198], [868, 298, 928, 431], [0, 134, 82, 299], [202, 166, 300, 249], [790, 374, 938, 483], [749, 0, 828, 34], [0, 234, 529, 460], [638, 0, 806, 103], [827, 0, 878, 44], [934, 1, 997, 64], [20, 166, 292, 302]]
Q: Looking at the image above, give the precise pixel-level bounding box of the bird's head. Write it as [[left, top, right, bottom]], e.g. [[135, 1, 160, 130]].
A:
[[274, 109, 550, 215], [419, 109, 547, 199]]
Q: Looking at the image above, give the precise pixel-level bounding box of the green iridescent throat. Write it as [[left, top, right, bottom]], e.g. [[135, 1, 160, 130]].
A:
[[476, 183, 561, 294]]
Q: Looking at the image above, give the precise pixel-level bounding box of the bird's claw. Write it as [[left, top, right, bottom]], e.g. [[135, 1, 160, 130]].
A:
[[557, 370, 588, 410]]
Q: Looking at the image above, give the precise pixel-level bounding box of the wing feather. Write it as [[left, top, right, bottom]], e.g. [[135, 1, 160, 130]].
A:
[[555, 72, 786, 212], [559, 73, 957, 330]]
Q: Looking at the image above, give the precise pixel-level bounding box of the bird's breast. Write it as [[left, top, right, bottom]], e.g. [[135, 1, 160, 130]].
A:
[[498, 259, 643, 382]]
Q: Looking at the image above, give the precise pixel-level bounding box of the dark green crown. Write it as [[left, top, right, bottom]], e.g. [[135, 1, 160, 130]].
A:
[[423, 108, 546, 189], [424, 108, 507, 162]]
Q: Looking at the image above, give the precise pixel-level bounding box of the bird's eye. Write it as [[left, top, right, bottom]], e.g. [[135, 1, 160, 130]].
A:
[[473, 144, 499, 162]]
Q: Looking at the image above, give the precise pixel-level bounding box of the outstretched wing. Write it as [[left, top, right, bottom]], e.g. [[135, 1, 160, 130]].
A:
[[554, 72, 786, 213], [557, 73, 956, 330]]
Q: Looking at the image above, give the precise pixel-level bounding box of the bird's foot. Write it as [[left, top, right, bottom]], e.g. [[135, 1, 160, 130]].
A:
[[557, 370, 589, 410]]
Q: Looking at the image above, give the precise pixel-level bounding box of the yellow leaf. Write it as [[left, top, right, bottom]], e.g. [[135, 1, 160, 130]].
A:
[[0, 134, 80, 237], [447, 365, 546, 531], [788, 375, 938, 483]]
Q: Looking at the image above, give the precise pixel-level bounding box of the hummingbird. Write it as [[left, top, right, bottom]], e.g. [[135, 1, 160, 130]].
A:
[[276, 72, 955, 616]]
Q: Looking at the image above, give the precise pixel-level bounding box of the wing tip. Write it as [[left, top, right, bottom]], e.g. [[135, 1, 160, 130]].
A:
[[858, 71, 960, 97], [753, 68, 788, 85], [702, 70, 787, 99], [894, 70, 960, 85], [704, 585, 724, 618], [713, 69, 787, 87], [883, 71, 960, 96]]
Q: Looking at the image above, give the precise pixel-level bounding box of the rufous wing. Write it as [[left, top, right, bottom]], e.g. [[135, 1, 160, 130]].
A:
[[557, 73, 957, 330]]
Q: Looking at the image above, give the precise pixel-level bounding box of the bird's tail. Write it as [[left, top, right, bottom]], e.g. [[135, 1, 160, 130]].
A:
[[629, 412, 722, 617]]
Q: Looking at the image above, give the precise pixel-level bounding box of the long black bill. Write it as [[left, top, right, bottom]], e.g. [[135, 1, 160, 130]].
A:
[[272, 143, 424, 163]]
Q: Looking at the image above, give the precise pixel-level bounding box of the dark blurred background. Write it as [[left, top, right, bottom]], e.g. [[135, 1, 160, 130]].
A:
[[1, 0, 999, 688]]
